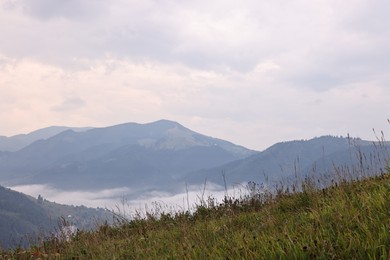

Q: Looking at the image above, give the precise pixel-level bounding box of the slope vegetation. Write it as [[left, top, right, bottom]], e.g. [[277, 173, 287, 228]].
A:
[[3, 170, 389, 258]]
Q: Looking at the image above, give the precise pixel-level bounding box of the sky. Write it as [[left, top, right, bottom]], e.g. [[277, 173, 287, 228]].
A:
[[1, 0, 390, 150]]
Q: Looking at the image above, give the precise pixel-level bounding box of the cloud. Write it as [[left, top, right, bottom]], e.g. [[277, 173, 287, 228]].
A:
[[0, 0, 389, 150], [3, 0, 108, 21], [51, 96, 85, 112], [1, 0, 389, 75], [0, 54, 389, 150], [9, 184, 132, 208]]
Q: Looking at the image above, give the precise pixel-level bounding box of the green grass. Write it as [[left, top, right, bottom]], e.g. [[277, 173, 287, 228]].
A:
[[2, 171, 390, 259]]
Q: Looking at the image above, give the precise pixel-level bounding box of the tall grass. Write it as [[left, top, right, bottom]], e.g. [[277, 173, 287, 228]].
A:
[[1, 168, 389, 258]]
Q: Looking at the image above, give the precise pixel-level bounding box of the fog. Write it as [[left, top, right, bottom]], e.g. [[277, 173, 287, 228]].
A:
[[9, 182, 252, 216]]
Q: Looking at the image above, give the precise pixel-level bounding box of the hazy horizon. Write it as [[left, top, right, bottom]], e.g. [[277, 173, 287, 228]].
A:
[[0, 119, 387, 152], [1, 0, 389, 150]]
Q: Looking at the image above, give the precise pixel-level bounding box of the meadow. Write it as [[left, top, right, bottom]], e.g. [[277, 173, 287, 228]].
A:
[[1, 162, 389, 259]]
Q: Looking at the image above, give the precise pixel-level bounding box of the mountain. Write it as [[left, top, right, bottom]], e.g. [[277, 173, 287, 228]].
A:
[[0, 120, 255, 194], [3, 120, 386, 200], [0, 126, 91, 152], [0, 185, 110, 249], [183, 136, 389, 187]]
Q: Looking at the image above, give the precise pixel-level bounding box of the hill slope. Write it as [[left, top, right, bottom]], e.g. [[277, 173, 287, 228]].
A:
[[2, 170, 389, 258], [0, 185, 110, 249], [0, 186, 50, 249]]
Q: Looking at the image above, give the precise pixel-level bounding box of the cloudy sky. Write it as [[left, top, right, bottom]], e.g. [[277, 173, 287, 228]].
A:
[[1, 0, 389, 150]]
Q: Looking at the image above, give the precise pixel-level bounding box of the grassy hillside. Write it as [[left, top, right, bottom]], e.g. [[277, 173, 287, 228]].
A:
[[2, 170, 389, 259]]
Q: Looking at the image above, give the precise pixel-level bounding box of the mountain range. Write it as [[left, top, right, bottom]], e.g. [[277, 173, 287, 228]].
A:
[[0, 120, 255, 195], [183, 136, 389, 187], [1, 120, 388, 196]]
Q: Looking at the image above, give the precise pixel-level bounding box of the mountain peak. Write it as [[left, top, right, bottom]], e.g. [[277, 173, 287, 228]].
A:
[[100, 119, 185, 133], [146, 119, 185, 129]]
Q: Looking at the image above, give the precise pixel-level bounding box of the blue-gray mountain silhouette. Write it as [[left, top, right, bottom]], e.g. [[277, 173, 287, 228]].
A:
[[0, 120, 255, 193], [0, 126, 91, 152], [183, 136, 389, 187], [1, 121, 388, 196]]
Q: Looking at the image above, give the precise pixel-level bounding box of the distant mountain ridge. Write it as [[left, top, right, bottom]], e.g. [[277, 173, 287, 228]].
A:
[[1, 120, 388, 200], [0, 126, 91, 152], [183, 136, 389, 187], [0, 120, 256, 194]]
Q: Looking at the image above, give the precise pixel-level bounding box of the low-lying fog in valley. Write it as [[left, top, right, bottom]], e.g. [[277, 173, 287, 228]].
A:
[[9, 182, 250, 216]]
